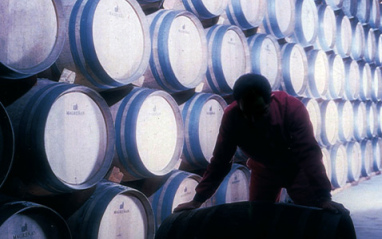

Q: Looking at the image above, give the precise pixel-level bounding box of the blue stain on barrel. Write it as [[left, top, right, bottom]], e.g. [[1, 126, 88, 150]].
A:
[[155, 201, 356, 239]]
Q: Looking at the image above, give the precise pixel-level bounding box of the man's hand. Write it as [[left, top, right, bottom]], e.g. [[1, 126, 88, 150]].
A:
[[173, 200, 203, 213], [320, 200, 350, 215]]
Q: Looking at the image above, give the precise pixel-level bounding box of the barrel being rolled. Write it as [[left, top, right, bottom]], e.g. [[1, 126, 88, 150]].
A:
[[181, 93, 227, 169], [111, 87, 184, 180], [5, 79, 115, 196], [0, 201, 71, 239], [67, 180, 155, 239], [0, 0, 66, 79], [156, 201, 356, 239], [0, 102, 14, 189], [55, 0, 151, 90]]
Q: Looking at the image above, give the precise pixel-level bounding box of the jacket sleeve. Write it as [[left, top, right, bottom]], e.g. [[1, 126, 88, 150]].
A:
[[287, 98, 332, 202], [193, 107, 238, 203]]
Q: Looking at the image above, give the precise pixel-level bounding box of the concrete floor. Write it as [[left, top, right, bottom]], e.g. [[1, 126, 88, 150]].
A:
[[332, 173, 382, 239]]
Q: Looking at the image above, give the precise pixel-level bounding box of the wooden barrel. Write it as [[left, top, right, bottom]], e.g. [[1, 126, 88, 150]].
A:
[[301, 98, 322, 141], [315, 4, 337, 52], [327, 54, 345, 99], [181, 93, 227, 169], [111, 87, 184, 180], [55, 0, 151, 90], [0, 0, 66, 79], [156, 201, 356, 239], [343, 58, 360, 101], [247, 33, 282, 90], [337, 100, 354, 142], [203, 163, 250, 207], [293, 0, 318, 47], [0, 201, 71, 238], [359, 62, 372, 101], [377, 102, 382, 136], [368, 0, 380, 29], [149, 170, 201, 229], [372, 137, 382, 171], [329, 144, 348, 188], [350, 19, 365, 61], [280, 43, 308, 97], [345, 141, 362, 182], [319, 100, 339, 146], [371, 66, 382, 102], [144, 9, 208, 93], [364, 26, 377, 63], [204, 24, 251, 95], [321, 147, 332, 182], [335, 12, 352, 58], [375, 32, 382, 65], [0, 102, 14, 189], [366, 101, 378, 138], [225, 0, 266, 30], [306, 49, 329, 98], [353, 101, 367, 141], [183, 0, 229, 20], [67, 180, 155, 239], [5, 79, 115, 196], [360, 139, 374, 177], [356, 0, 371, 24], [341, 0, 357, 18], [262, 0, 296, 39]]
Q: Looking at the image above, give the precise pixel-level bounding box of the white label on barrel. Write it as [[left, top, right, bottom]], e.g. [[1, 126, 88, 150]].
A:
[[324, 101, 338, 145], [0, 214, 45, 238], [330, 55, 345, 97], [168, 16, 204, 86], [92, 0, 145, 82], [172, 177, 198, 211], [136, 96, 178, 172], [44, 92, 107, 185], [259, 37, 279, 87], [198, 99, 224, 162], [99, 194, 148, 239], [221, 29, 247, 89], [274, 0, 293, 34], [289, 46, 306, 93], [225, 169, 249, 203], [0, 0, 57, 69]]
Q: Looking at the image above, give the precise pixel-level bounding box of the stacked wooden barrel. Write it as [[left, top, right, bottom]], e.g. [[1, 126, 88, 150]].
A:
[[0, 0, 380, 238]]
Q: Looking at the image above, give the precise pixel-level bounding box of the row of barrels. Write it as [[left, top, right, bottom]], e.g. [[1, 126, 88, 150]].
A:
[[3, 0, 382, 99]]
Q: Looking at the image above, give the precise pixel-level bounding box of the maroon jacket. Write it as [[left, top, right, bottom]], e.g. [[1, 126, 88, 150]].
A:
[[193, 91, 332, 203]]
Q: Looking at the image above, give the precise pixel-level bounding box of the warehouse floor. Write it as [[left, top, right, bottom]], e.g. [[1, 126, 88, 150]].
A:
[[332, 173, 382, 239]]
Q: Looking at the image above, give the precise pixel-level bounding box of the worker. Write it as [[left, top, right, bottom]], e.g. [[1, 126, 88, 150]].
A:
[[174, 73, 349, 214]]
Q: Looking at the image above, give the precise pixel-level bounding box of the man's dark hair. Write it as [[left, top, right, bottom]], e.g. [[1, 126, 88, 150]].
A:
[[233, 73, 272, 104]]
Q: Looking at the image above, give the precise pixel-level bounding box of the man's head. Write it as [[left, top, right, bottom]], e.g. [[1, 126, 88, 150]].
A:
[[233, 74, 272, 121]]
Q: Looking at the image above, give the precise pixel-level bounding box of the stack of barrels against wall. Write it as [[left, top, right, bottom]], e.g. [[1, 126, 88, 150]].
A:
[[0, 0, 380, 238]]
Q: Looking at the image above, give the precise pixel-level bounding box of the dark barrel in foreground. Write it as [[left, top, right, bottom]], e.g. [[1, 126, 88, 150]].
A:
[[155, 201, 356, 239]]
